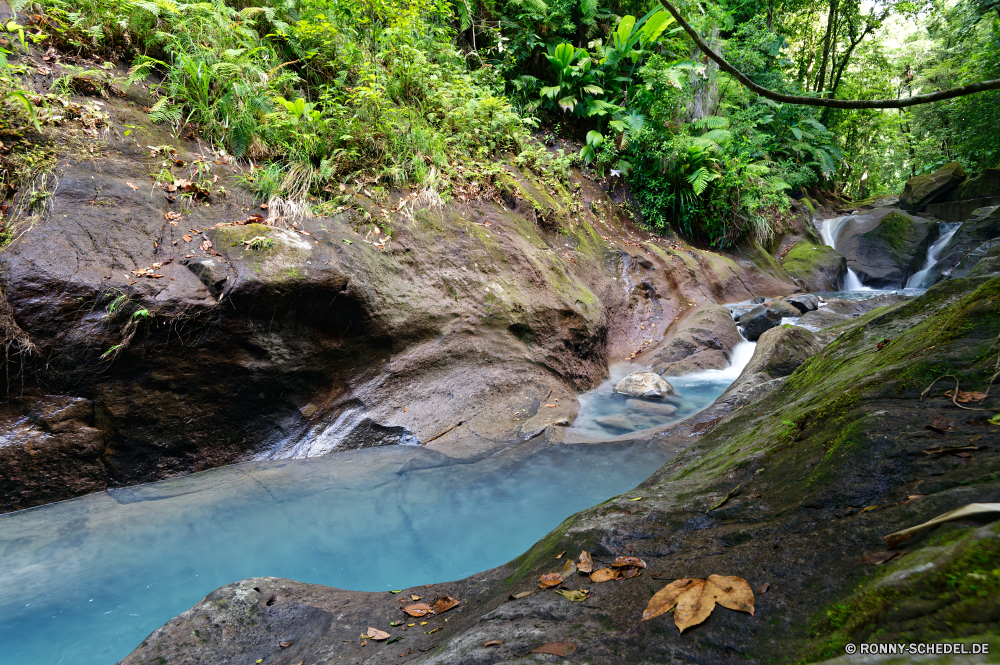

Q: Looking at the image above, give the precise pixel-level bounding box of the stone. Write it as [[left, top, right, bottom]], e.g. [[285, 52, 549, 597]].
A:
[[782, 294, 819, 314], [612, 372, 675, 399], [738, 306, 782, 341], [925, 206, 1000, 280], [780, 243, 847, 292], [182, 256, 230, 295], [797, 308, 849, 330], [721, 325, 824, 406], [766, 299, 802, 318], [950, 166, 1000, 201], [899, 161, 967, 211], [648, 306, 744, 377], [752, 296, 766, 304], [625, 399, 677, 416], [594, 414, 648, 433], [826, 209, 932, 287]]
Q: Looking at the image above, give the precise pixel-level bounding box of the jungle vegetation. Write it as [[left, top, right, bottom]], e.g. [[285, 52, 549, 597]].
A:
[[1, 0, 998, 247]]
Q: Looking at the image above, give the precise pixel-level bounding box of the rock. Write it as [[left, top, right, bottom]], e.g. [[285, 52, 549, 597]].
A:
[[519, 407, 576, 439], [955, 240, 1000, 278], [780, 243, 847, 292], [182, 256, 230, 296], [721, 325, 824, 405], [648, 306, 744, 376], [899, 161, 966, 211], [782, 294, 819, 313], [859, 195, 899, 209], [826, 210, 932, 287], [797, 308, 849, 330], [752, 296, 766, 304], [926, 206, 1000, 281], [738, 306, 782, 341], [594, 413, 649, 433], [612, 372, 675, 398], [625, 399, 677, 416], [950, 166, 1000, 201], [766, 299, 801, 318]]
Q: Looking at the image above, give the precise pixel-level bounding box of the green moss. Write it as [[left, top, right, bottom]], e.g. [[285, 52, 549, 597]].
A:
[[867, 212, 914, 253], [209, 223, 272, 247]]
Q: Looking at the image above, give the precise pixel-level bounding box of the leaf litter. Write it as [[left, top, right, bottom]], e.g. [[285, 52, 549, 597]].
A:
[[642, 575, 755, 633], [883, 503, 1000, 548]]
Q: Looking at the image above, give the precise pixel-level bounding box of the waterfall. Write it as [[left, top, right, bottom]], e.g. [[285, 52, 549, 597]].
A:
[[820, 216, 872, 291], [905, 223, 961, 289]]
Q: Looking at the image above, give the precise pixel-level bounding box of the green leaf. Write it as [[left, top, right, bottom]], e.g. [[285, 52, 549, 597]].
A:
[[343, 238, 353, 244], [615, 15, 636, 48], [640, 11, 674, 43], [585, 130, 603, 147]]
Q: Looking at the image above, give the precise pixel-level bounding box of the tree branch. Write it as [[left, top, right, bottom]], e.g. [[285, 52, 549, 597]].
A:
[[657, 0, 1000, 109]]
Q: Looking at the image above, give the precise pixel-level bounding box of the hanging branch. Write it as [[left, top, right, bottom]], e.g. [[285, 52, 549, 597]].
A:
[[657, 0, 1000, 109]]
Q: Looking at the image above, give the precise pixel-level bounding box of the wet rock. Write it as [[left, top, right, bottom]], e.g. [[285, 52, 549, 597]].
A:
[[612, 372, 675, 398], [625, 399, 677, 416], [738, 306, 781, 341], [752, 296, 766, 304], [967, 241, 1000, 277], [782, 294, 819, 313], [797, 308, 849, 330], [720, 325, 823, 408], [780, 243, 847, 292], [932, 206, 1000, 280], [828, 209, 932, 287], [649, 305, 744, 376], [767, 299, 802, 319], [182, 256, 230, 296], [594, 413, 647, 433], [899, 161, 966, 211], [949, 165, 1000, 201]]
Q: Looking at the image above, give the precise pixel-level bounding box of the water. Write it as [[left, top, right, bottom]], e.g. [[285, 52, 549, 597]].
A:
[[905, 222, 962, 288], [0, 439, 679, 665], [820, 215, 872, 291], [816, 289, 925, 302], [566, 341, 756, 439]]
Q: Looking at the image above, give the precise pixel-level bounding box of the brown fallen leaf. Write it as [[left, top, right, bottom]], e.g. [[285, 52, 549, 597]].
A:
[[623, 566, 642, 579], [200, 240, 212, 251], [555, 589, 589, 601], [923, 445, 984, 455], [410, 595, 421, 601], [555, 550, 566, 559], [432, 596, 459, 614], [365, 627, 390, 641], [165, 211, 181, 221], [530, 642, 576, 656], [944, 390, 988, 403], [279, 641, 291, 648], [182, 234, 193, 242], [757, 583, 769, 594], [545, 404, 557, 408], [611, 556, 646, 568], [590, 568, 621, 583], [928, 417, 956, 433], [561, 559, 578, 577], [483, 639, 503, 647], [577, 551, 594, 574], [884, 503, 1000, 548], [538, 572, 563, 589], [862, 551, 903, 566], [508, 590, 535, 600], [642, 575, 755, 633], [401, 603, 434, 617], [125, 181, 139, 190]]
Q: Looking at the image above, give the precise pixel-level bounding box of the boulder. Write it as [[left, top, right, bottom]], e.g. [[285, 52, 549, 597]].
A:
[[780, 243, 847, 292], [797, 308, 849, 330], [782, 294, 819, 314], [739, 306, 782, 341], [625, 399, 677, 416], [968, 242, 1000, 277], [612, 372, 675, 399], [594, 413, 651, 434], [927, 206, 1000, 281], [899, 161, 967, 211], [648, 305, 744, 376], [826, 210, 932, 287], [720, 325, 824, 406], [767, 299, 802, 318], [950, 166, 1000, 201]]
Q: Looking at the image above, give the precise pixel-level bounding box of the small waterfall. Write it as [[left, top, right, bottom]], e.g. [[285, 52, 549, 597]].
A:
[[905, 222, 961, 289], [820, 216, 872, 291]]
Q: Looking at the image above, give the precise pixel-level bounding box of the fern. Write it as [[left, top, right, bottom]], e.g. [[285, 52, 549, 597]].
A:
[[692, 115, 729, 130]]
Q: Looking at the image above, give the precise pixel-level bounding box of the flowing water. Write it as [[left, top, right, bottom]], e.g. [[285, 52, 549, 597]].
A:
[[905, 222, 962, 288], [820, 215, 872, 291], [0, 439, 680, 665], [566, 341, 756, 440]]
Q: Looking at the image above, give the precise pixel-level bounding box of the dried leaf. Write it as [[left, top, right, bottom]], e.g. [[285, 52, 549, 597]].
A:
[[944, 390, 988, 403], [561, 559, 578, 576], [928, 417, 956, 433], [642, 575, 755, 633], [365, 627, 390, 641], [538, 572, 563, 589], [707, 483, 743, 512], [922, 445, 984, 455], [432, 596, 459, 614], [577, 551, 593, 574], [401, 603, 434, 617], [182, 234, 193, 242], [862, 551, 903, 566], [757, 583, 769, 594], [410, 595, 421, 601], [279, 641, 291, 648], [555, 589, 589, 601], [623, 566, 642, 579], [590, 568, 621, 583], [884, 503, 1000, 548], [483, 640, 503, 647], [509, 590, 535, 600], [530, 642, 576, 656], [611, 556, 646, 568], [126, 181, 139, 190], [556, 550, 566, 559]]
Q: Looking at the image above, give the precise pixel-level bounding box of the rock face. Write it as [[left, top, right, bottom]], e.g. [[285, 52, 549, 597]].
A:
[[899, 161, 967, 211], [780, 242, 846, 291], [122, 277, 1000, 665], [950, 165, 1000, 201], [647, 305, 744, 376], [968, 242, 1000, 277], [738, 305, 781, 341], [782, 294, 819, 313], [612, 372, 675, 398], [827, 209, 932, 287], [929, 206, 1000, 282], [766, 299, 801, 318], [720, 324, 824, 405]]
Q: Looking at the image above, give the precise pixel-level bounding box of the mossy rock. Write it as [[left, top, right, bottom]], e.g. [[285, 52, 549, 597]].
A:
[[865, 211, 914, 253], [899, 161, 967, 211], [951, 167, 1000, 201], [781, 242, 847, 291]]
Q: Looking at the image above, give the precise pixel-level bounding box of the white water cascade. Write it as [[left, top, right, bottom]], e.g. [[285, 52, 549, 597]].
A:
[[820, 216, 872, 291], [905, 222, 962, 289]]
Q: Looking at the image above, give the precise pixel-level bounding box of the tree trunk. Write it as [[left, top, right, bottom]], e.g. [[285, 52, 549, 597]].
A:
[[815, 0, 839, 93]]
